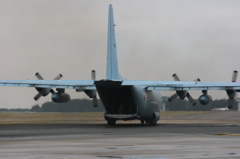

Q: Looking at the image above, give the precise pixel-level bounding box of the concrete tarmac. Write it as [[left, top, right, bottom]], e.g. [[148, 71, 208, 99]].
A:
[[0, 122, 240, 159]]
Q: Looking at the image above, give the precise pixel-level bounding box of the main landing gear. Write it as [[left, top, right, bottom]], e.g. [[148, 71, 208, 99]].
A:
[[140, 119, 157, 126], [107, 119, 116, 125], [107, 119, 157, 126]]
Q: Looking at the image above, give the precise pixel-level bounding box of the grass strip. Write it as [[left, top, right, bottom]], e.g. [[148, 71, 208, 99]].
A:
[[0, 111, 208, 125], [214, 133, 240, 136]]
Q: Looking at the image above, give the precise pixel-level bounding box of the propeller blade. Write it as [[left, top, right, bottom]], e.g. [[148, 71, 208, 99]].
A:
[[194, 78, 201, 82], [172, 73, 180, 81], [186, 93, 196, 106], [34, 93, 42, 101], [91, 70, 97, 107], [53, 74, 63, 80], [91, 70, 96, 80], [50, 89, 55, 94], [35, 72, 44, 80], [232, 70, 238, 82], [168, 93, 178, 102], [93, 95, 98, 107], [228, 98, 234, 108]]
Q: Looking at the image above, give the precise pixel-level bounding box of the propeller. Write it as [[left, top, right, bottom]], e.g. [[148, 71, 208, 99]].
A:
[[168, 93, 178, 102], [172, 73, 180, 81], [35, 72, 44, 80], [168, 73, 180, 102], [232, 70, 238, 82], [168, 73, 197, 106], [186, 92, 196, 106], [228, 98, 234, 109], [92, 70, 98, 107], [34, 72, 63, 101], [227, 70, 238, 108], [34, 93, 42, 101], [194, 78, 201, 82], [53, 74, 63, 80]]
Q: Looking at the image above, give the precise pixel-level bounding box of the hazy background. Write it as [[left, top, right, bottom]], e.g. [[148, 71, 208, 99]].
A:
[[0, 0, 240, 108]]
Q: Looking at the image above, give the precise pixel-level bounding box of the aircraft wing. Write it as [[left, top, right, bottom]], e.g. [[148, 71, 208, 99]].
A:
[[0, 80, 96, 90], [121, 80, 240, 91], [1, 79, 239, 91]]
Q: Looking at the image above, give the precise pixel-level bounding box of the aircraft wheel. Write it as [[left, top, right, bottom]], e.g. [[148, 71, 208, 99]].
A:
[[149, 120, 157, 126], [107, 119, 116, 125], [145, 120, 149, 124], [140, 119, 145, 124]]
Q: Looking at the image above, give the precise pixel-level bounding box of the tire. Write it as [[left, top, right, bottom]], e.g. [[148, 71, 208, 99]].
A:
[[107, 119, 116, 125], [149, 120, 157, 126]]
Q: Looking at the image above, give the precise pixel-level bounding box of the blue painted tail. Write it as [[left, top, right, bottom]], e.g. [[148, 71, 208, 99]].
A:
[[106, 4, 123, 80]]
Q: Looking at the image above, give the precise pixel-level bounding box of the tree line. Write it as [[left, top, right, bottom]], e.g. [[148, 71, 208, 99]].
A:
[[32, 98, 238, 112], [0, 98, 238, 112], [31, 99, 105, 112], [164, 98, 238, 111]]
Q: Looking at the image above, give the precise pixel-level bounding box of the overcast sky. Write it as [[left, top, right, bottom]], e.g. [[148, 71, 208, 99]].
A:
[[0, 0, 240, 108]]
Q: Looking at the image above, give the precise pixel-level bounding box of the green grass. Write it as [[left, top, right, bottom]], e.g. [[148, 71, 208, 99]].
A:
[[0, 112, 105, 124], [214, 133, 240, 136], [0, 111, 208, 125]]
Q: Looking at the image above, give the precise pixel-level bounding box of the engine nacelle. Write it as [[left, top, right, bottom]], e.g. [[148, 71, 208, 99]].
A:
[[35, 88, 51, 96], [199, 94, 212, 105], [177, 91, 188, 99], [51, 93, 70, 103], [84, 90, 96, 98], [153, 112, 160, 121]]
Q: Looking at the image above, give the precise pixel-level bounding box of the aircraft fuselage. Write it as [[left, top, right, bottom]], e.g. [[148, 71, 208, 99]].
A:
[[95, 80, 162, 125]]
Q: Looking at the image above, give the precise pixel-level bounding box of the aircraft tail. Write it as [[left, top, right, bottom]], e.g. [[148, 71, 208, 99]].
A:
[[106, 4, 123, 80]]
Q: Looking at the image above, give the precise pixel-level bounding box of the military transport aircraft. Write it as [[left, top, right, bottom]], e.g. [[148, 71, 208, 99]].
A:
[[0, 4, 239, 125]]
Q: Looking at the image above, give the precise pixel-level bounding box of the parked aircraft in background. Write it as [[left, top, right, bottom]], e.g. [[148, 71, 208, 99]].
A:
[[211, 107, 229, 111], [0, 4, 239, 125]]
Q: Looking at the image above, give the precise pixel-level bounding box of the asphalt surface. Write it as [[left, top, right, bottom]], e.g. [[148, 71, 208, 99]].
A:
[[0, 111, 240, 159], [0, 123, 239, 138]]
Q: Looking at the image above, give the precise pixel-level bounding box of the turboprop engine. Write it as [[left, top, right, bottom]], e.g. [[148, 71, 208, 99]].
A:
[[35, 87, 51, 97], [198, 70, 238, 107], [76, 70, 98, 107], [34, 72, 63, 101], [226, 70, 238, 108], [51, 92, 70, 103], [168, 74, 199, 106], [33, 72, 70, 103]]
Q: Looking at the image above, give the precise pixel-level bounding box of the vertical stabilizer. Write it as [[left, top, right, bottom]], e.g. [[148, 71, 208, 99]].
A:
[[106, 4, 122, 80]]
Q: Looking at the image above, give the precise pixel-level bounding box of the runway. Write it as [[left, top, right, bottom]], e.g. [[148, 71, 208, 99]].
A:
[[1, 123, 240, 159]]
